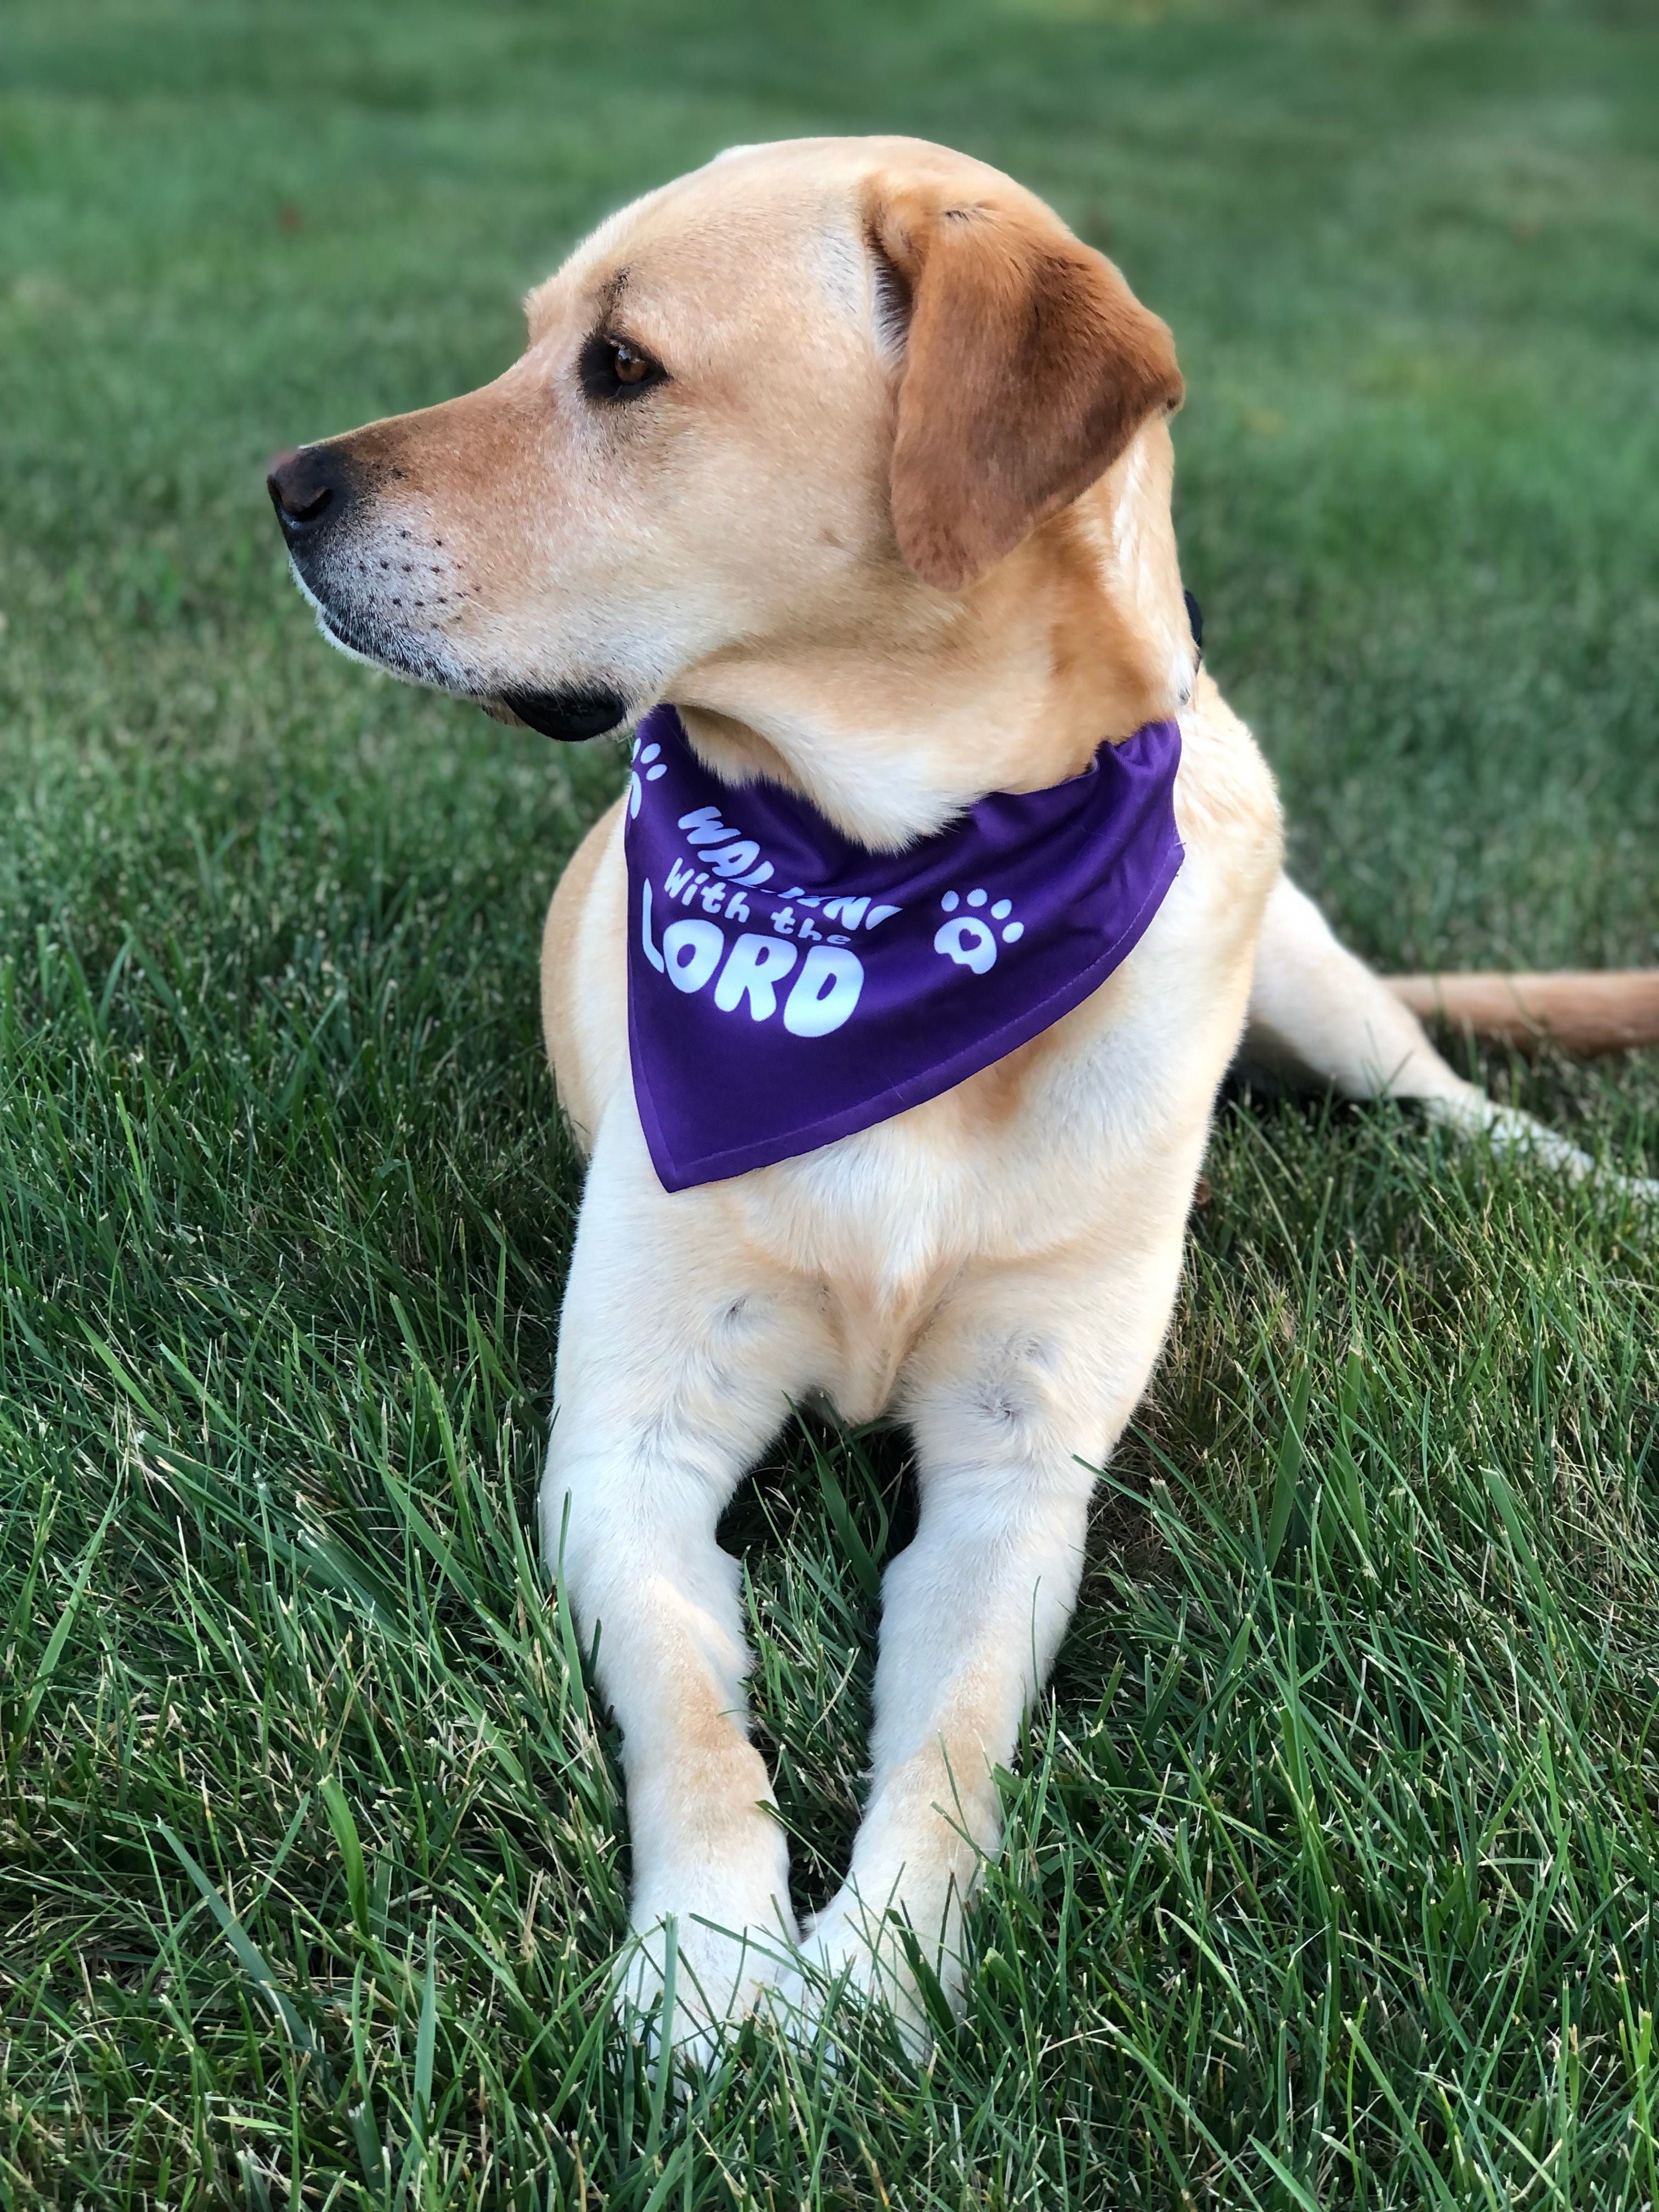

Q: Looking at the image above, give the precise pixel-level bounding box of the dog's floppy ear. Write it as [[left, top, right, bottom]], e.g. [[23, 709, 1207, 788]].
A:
[[866, 179, 1184, 593]]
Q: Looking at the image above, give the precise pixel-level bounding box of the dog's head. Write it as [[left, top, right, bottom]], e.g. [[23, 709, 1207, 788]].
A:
[[269, 137, 1188, 831]]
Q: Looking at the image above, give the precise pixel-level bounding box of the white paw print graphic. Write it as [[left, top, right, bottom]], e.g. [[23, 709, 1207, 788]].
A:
[[934, 887, 1024, 975], [629, 735, 668, 817]]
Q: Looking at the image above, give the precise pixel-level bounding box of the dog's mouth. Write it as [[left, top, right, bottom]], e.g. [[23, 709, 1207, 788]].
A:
[[297, 572, 452, 683], [491, 687, 631, 743], [301, 580, 629, 744]]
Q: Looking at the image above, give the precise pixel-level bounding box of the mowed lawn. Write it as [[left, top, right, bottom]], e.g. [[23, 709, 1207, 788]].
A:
[[4, 1, 1659, 2204]]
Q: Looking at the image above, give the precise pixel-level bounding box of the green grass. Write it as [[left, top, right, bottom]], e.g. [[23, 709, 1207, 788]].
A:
[[3, 0, 1658, 2203]]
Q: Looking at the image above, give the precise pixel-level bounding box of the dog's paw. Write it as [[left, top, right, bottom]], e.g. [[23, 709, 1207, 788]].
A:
[[1430, 1093, 1659, 1203], [613, 1908, 796, 2067], [767, 1887, 961, 2059]]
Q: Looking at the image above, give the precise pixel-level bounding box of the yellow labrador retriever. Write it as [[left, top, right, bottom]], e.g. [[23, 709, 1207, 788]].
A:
[[268, 136, 1654, 2049]]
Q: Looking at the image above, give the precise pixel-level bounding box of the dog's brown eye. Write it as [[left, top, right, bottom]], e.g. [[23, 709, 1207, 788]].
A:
[[578, 330, 667, 402]]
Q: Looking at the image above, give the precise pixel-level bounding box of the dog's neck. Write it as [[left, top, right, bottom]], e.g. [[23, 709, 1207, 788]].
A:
[[673, 424, 1195, 851]]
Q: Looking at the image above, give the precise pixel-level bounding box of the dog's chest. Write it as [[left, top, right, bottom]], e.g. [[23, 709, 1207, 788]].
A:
[[713, 718, 1281, 1417], [733, 877, 1229, 1266]]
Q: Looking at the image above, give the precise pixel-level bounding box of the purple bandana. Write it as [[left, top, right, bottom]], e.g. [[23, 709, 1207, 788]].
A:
[[624, 707, 1184, 1190]]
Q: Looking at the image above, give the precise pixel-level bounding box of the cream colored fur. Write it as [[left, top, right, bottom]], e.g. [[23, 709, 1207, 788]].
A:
[[277, 135, 1639, 2059]]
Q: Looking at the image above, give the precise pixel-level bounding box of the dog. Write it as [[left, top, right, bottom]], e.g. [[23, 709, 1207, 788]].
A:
[[268, 135, 1655, 2052]]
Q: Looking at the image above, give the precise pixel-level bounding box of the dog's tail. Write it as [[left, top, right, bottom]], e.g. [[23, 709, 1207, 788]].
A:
[[1385, 972, 1659, 1057]]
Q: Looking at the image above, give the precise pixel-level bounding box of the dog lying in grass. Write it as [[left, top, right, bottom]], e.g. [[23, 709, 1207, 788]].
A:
[[268, 135, 1657, 2053]]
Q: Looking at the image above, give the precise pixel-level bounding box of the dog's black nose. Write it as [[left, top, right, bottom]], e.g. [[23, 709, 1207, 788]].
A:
[[266, 445, 352, 539]]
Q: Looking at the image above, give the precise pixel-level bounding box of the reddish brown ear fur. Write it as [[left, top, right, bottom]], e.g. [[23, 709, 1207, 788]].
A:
[[866, 180, 1184, 593]]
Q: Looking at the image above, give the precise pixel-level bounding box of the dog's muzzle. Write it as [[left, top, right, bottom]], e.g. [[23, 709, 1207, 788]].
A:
[[267, 444, 629, 741]]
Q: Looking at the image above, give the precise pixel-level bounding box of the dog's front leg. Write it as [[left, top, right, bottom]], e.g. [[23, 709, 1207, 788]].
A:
[[541, 1131, 827, 2051], [781, 1227, 1192, 2045]]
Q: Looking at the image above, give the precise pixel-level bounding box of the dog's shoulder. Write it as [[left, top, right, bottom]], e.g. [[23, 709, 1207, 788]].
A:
[[541, 793, 629, 1149], [1172, 668, 1283, 868]]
